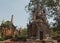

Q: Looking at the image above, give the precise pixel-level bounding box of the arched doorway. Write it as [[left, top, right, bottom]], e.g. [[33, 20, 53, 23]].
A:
[[40, 31, 43, 40]]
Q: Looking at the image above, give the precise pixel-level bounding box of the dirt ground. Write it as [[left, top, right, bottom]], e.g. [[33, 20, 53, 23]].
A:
[[0, 39, 42, 43], [0, 39, 58, 43]]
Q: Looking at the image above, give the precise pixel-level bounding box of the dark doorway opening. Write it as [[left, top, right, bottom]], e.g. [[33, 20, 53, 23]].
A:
[[40, 31, 43, 40]]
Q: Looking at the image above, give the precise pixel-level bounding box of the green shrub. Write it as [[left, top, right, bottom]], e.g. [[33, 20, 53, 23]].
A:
[[21, 28, 27, 37], [4, 36, 12, 40], [0, 37, 4, 41]]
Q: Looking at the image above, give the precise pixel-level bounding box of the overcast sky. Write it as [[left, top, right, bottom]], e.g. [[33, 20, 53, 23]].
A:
[[0, 0, 30, 28]]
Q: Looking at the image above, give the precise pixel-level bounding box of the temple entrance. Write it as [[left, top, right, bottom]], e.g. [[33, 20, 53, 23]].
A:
[[40, 31, 43, 40]]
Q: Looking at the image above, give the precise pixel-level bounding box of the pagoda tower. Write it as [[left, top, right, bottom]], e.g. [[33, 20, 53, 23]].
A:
[[27, 0, 50, 40]]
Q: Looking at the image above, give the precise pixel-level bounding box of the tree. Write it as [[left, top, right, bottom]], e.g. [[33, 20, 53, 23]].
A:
[[26, 0, 60, 27], [46, 0, 60, 28], [25, 0, 60, 37]]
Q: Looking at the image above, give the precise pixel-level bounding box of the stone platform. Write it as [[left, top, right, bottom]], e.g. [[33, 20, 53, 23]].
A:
[[0, 39, 58, 43]]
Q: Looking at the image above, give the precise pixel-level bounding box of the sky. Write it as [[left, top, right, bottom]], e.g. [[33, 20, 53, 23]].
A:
[[0, 0, 30, 28], [0, 0, 55, 28]]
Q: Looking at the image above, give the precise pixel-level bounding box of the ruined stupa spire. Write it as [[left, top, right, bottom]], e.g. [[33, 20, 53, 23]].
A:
[[11, 15, 14, 24]]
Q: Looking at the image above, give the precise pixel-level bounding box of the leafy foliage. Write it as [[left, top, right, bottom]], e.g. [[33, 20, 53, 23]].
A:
[[51, 27, 60, 37], [21, 28, 27, 37], [0, 37, 4, 41], [25, 0, 58, 21], [1, 21, 16, 29]]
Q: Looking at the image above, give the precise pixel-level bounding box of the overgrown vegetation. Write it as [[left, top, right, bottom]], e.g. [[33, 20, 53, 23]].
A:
[[21, 28, 27, 37], [25, 0, 60, 37], [14, 28, 27, 39]]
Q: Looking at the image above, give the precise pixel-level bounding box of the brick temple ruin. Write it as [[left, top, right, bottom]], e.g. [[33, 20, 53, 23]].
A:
[[27, 0, 51, 40], [0, 15, 16, 37]]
